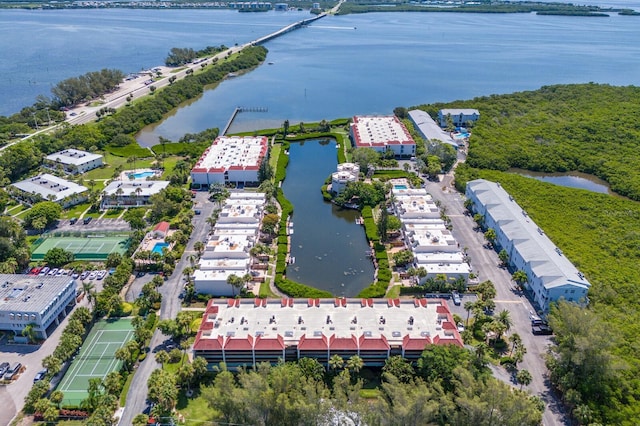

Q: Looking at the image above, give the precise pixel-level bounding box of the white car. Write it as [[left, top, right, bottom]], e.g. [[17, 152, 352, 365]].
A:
[[88, 272, 97, 280]]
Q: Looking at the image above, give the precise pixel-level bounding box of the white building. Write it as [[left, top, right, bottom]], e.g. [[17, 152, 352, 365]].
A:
[[193, 298, 463, 369], [10, 174, 88, 208], [100, 180, 170, 210], [330, 163, 359, 194], [465, 179, 590, 312], [349, 116, 415, 158], [407, 109, 458, 149], [438, 108, 480, 128], [194, 192, 266, 296], [0, 275, 77, 340], [190, 136, 268, 187], [44, 149, 103, 175]]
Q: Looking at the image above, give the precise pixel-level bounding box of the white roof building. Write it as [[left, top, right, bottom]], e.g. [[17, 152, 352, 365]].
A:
[[331, 162, 359, 194], [0, 275, 77, 339], [408, 109, 458, 149], [466, 179, 590, 312], [350, 116, 415, 158], [191, 136, 268, 186], [44, 149, 103, 174], [11, 174, 88, 208], [100, 180, 170, 209], [195, 191, 266, 296], [438, 108, 480, 128], [193, 298, 463, 368]]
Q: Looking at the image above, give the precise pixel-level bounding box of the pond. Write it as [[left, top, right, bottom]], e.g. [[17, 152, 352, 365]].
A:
[[282, 139, 375, 297], [509, 169, 615, 195]]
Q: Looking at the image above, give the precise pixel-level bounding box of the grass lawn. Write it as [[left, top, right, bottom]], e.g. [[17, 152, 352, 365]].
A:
[[102, 208, 123, 219], [6, 203, 26, 214], [259, 281, 278, 298], [176, 389, 217, 426], [385, 285, 401, 299], [359, 388, 381, 399], [14, 208, 30, 219], [269, 144, 281, 172], [61, 202, 91, 219], [105, 143, 153, 158], [119, 372, 135, 407]]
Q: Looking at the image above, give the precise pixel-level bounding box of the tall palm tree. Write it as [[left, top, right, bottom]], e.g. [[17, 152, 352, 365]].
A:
[[516, 369, 532, 390], [346, 355, 364, 375], [509, 332, 522, 355], [497, 309, 512, 332], [328, 354, 344, 372], [464, 301, 475, 327]]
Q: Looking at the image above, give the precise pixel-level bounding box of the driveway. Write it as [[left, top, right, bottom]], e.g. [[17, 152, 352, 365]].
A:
[[424, 174, 568, 426]]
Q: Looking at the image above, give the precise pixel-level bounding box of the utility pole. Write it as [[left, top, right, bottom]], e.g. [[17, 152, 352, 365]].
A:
[[32, 112, 39, 131], [45, 108, 51, 125]]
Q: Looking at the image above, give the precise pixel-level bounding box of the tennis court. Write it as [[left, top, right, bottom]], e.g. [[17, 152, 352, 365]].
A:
[[57, 319, 135, 407], [31, 234, 130, 261]]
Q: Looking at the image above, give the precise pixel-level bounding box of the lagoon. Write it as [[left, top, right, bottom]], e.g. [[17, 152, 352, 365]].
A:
[[509, 169, 615, 195], [281, 139, 375, 296]]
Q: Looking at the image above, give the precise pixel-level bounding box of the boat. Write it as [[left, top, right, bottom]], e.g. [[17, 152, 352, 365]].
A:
[[268, 62, 274, 65]]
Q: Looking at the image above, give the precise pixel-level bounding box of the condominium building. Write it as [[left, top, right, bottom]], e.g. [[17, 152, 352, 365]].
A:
[[0, 274, 77, 340], [44, 149, 103, 175], [190, 136, 268, 187], [10, 174, 88, 208], [350, 116, 415, 158], [465, 179, 590, 312], [193, 298, 462, 369]]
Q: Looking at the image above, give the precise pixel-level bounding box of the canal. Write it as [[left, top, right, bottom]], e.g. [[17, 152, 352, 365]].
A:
[[282, 139, 375, 297]]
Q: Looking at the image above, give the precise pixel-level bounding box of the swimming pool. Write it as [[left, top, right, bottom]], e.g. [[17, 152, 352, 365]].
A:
[[394, 185, 408, 190], [129, 171, 156, 179], [151, 242, 169, 255]]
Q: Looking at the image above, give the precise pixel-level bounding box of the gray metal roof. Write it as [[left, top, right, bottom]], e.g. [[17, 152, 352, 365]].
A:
[[45, 149, 103, 166], [408, 110, 457, 148], [438, 109, 480, 117], [467, 179, 590, 291], [0, 274, 76, 315], [11, 174, 88, 202]]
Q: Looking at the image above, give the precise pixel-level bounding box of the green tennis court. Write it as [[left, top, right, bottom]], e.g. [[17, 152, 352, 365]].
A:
[[31, 235, 129, 261], [57, 319, 135, 407]]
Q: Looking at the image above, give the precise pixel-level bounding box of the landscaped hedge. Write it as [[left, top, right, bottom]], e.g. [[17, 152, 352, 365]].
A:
[[275, 277, 333, 298], [356, 211, 391, 298], [275, 147, 289, 183], [362, 206, 379, 243]]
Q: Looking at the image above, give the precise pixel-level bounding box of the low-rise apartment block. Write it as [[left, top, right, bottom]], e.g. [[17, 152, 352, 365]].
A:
[[350, 115, 415, 158]]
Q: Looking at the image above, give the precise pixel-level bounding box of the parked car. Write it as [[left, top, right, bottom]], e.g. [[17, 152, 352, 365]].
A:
[[70, 217, 78, 225], [48, 268, 58, 276], [194, 209, 201, 215], [83, 217, 92, 225], [56, 269, 66, 276], [40, 267, 50, 276], [0, 362, 9, 377], [88, 272, 97, 280], [4, 363, 22, 380], [532, 324, 553, 335], [80, 271, 89, 280], [451, 291, 461, 306], [97, 270, 107, 280], [33, 368, 48, 383]]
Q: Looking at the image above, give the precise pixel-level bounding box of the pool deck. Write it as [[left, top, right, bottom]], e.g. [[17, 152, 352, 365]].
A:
[[138, 230, 175, 255], [119, 168, 162, 181]]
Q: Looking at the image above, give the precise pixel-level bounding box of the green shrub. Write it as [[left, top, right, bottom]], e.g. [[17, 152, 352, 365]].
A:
[[120, 302, 133, 316], [138, 352, 147, 362], [275, 277, 333, 298]]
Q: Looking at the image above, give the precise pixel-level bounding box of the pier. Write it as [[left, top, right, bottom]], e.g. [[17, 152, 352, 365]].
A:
[[221, 106, 269, 135]]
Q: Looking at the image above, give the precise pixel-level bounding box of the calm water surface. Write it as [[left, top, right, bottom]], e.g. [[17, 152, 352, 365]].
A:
[[282, 140, 375, 296], [137, 11, 640, 144], [509, 169, 615, 194]]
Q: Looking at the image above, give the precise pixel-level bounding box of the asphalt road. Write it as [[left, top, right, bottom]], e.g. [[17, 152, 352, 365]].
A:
[[424, 164, 568, 426], [118, 190, 214, 426]]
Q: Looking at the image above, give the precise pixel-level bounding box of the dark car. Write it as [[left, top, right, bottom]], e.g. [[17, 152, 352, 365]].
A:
[[34, 368, 48, 382], [532, 324, 553, 335], [83, 217, 92, 225], [70, 217, 78, 225]]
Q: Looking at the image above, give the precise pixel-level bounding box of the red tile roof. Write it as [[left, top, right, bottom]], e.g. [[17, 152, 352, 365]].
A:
[[403, 335, 432, 350], [330, 334, 358, 350], [359, 334, 390, 350], [254, 335, 285, 351], [224, 335, 254, 350], [153, 221, 170, 234], [298, 334, 328, 350], [193, 334, 223, 351]]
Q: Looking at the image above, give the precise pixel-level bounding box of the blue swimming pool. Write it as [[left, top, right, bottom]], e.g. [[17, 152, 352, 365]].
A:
[[152, 242, 169, 255], [129, 171, 155, 179], [394, 185, 408, 190]]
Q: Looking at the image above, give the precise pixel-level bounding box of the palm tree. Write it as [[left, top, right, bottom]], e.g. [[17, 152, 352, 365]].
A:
[[135, 186, 143, 206], [464, 301, 475, 327], [512, 270, 528, 291], [193, 241, 205, 257], [509, 332, 522, 355], [497, 309, 512, 332], [346, 355, 364, 375], [155, 350, 170, 367], [82, 280, 96, 310], [328, 354, 344, 372], [226, 274, 244, 296], [515, 369, 532, 390], [21, 322, 38, 343]]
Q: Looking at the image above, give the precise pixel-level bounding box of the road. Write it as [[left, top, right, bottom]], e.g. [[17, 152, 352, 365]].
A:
[[118, 190, 215, 426], [424, 156, 568, 426]]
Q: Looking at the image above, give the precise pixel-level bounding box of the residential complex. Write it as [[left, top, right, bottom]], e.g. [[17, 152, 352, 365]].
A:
[[438, 108, 480, 128], [44, 149, 103, 175], [349, 116, 415, 158], [100, 180, 170, 210], [193, 192, 266, 296], [10, 173, 88, 208], [0, 274, 77, 340], [190, 136, 268, 187], [465, 179, 590, 312], [330, 162, 359, 194], [392, 184, 471, 282], [408, 109, 459, 150], [193, 298, 462, 369]]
